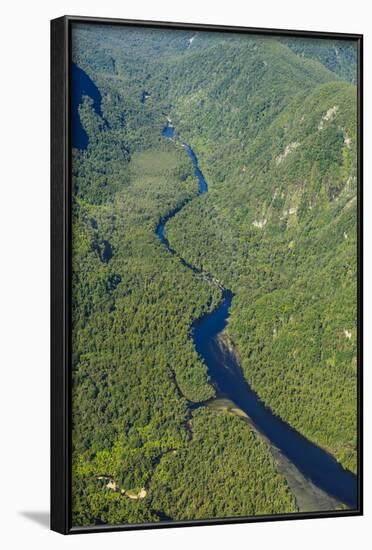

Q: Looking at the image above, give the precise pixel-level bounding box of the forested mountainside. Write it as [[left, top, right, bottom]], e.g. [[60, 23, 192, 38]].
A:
[[167, 78, 357, 473], [282, 37, 357, 83], [70, 24, 357, 526]]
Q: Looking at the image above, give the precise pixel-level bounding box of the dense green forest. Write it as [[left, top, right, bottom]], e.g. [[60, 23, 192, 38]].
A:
[[70, 24, 358, 526], [166, 79, 357, 472], [282, 37, 357, 83]]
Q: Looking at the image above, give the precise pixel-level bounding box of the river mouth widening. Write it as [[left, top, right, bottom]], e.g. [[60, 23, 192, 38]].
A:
[[156, 119, 357, 511]]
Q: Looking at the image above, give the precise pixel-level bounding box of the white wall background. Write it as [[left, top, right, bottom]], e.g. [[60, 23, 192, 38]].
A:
[[1, 0, 370, 547]]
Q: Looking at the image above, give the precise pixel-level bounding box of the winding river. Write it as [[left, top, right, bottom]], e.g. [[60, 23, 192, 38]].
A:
[[71, 65, 358, 511], [156, 120, 358, 510]]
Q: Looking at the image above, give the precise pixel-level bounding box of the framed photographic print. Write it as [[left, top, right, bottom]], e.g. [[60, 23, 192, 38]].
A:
[[51, 15, 363, 534]]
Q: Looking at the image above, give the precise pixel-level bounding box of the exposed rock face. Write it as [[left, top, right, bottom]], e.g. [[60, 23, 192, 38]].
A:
[[126, 488, 147, 500], [97, 476, 147, 499], [343, 129, 352, 148], [318, 105, 338, 130], [252, 219, 267, 229], [187, 35, 196, 48], [276, 142, 300, 164]]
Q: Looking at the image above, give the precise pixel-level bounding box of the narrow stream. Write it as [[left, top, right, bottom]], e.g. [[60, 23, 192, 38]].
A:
[[156, 120, 358, 510]]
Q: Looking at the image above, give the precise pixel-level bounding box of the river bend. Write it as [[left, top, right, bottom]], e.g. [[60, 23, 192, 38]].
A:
[[156, 120, 357, 510]]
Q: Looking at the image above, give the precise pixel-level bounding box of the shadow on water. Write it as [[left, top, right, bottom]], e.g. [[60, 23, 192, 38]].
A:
[[157, 119, 358, 509], [71, 63, 103, 150]]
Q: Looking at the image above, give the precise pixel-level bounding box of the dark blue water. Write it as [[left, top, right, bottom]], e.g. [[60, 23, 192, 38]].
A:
[[193, 292, 357, 508], [71, 63, 102, 149], [161, 123, 208, 193], [157, 120, 358, 509], [162, 122, 175, 139], [141, 91, 151, 103], [183, 144, 208, 193]]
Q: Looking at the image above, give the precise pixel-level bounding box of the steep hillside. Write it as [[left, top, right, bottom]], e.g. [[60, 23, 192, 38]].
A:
[[70, 24, 358, 526], [166, 71, 357, 471], [282, 36, 357, 83]]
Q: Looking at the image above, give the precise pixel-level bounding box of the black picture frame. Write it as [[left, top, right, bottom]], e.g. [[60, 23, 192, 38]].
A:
[[51, 15, 363, 535]]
